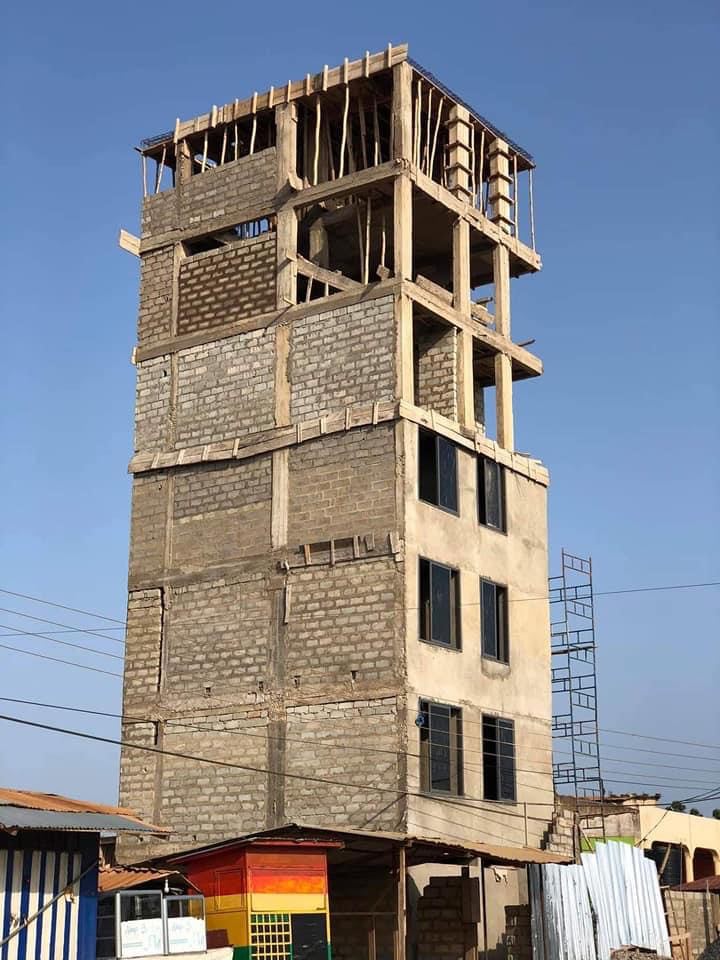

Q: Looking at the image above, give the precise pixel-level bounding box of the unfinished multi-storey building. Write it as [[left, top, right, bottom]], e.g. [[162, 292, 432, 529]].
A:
[[119, 43, 553, 860]]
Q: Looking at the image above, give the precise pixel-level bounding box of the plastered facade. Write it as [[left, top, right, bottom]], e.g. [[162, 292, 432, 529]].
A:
[[119, 52, 553, 861]]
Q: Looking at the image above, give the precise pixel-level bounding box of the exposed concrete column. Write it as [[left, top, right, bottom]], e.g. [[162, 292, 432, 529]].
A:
[[392, 61, 415, 406], [684, 845, 694, 883], [453, 216, 474, 428], [493, 239, 513, 449], [175, 140, 193, 185], [488, 137, 513, 234]]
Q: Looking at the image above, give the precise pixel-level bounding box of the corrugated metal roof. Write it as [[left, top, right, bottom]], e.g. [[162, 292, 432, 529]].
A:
[[99, 865, 176, 893], [0, 788, 168, 834], [157, 822, 570, 869], [0, 807, 166, 834], [671, 874, 720, 892]]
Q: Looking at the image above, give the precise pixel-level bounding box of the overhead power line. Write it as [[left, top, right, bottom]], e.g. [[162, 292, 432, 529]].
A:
[[1, 697, 719, 797], [0, 588, 126, 624], [0, 622, 123, 661], [0, 644, 122, 678], [0, 607, 126, 645]]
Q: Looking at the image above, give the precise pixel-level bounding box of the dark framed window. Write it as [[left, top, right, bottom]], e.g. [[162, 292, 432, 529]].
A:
[[420, 558, 461, 649], [483, 715, 516, 802], [419, 699, 463, 795], [481, 579, 508, 662], [419, 428, 458, 513], [478, 456, 505, 531]]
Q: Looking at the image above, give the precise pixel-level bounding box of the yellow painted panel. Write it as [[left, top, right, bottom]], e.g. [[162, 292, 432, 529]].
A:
[[250, 892, 327, 912], [205, 909, 249, 948], [213, 892, 247, 913]]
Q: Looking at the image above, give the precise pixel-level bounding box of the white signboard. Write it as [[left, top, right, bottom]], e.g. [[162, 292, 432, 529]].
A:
[[120, 918, 165, 958], [167, 916, 207, 955]]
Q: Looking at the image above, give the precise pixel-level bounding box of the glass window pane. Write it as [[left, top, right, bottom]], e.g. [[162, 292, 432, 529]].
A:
[[430, 705, 451, 791], [419, 559, 431, 642], [498, 720, 516, 801], [481, 580, 497, 657], [484, 460, 500, 528], [438, 438, 458, 512], [419, 429, 438, 504], [483, 716, 498, 800], [431, 564, 452, 646]]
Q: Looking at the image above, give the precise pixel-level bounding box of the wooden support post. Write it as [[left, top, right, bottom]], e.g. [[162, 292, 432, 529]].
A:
[[358, 97, 368, 169], [234, 122, 238, 161], [339, 83, 350, 178], [201, 131, 208, 172], [155, 145, 166, 193], [429, 96, 444, 178], [488, 137, 514, 233], [142, 153, 147, 197], [393, 846, 407, 960], [176, 140, 192, 185], [392, 61, 413, 162], [364, 196, 372, 284], [220, 126, 227, 166], [478, 130, 485, 210], [461, 867, 480, 960], [275, 101, 298, 191], [313, 95, 321, 185], [513, 153, 519, 238]]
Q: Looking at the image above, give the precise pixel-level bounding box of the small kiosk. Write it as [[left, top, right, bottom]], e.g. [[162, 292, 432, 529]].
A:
[[162, 836, 339, 960]]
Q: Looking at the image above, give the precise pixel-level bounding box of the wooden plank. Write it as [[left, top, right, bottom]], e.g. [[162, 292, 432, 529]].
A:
[[415, 273, 452, 305], [168, 44, 409, 146], [394, 846, 407, 960], [289, 159, 399, 209], [295, 254, 362, 292], [118, 229, 141, 256], [406, 279, 542, 377]]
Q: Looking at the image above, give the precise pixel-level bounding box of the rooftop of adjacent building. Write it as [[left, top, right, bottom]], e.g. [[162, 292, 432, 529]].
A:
[[0, 786, 167, 835]]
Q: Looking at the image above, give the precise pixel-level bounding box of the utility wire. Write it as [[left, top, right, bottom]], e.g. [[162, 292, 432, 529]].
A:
[[0, 644, 122, 678], [0, 588, 125, 624], [0, 622, 124, 661], [0, 607, 126, 645], [1, 578, 717, 633], [2, 697, 718, 799]]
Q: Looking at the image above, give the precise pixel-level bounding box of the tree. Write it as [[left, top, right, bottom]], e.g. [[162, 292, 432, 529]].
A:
[[689, 808, 701, 816], [712, 809, 720, 820], [669, 800, 686, 812]]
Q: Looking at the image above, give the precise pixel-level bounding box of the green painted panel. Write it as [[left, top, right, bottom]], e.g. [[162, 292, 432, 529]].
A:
[[580, 835, 635, 852]]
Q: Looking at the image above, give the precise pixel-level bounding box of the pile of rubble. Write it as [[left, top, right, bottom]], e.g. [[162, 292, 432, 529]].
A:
[[699, 938, 720, 960]]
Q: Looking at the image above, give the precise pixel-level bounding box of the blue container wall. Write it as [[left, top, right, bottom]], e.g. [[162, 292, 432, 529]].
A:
[[0, 830, 98, 960]]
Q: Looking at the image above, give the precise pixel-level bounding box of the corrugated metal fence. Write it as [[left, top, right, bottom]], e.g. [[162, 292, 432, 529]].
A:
[[529, 840, 671, 960]]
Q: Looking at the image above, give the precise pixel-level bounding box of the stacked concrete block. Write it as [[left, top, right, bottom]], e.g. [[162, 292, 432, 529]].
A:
[[416, 876, 466, 960]]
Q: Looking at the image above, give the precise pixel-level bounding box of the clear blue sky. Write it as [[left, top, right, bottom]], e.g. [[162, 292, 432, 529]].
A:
[[1, 0, 718, 812]]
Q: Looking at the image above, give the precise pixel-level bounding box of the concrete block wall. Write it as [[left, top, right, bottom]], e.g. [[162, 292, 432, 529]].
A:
[[289, 295, 396, 421], [171, 457, 272, 569], [174, 330, 276, 446], [286, 558, 403, 687], [285, 697, 405, 829], [138, 248, 174, 345], [287, 426, 397, 546], [664, 890, 718, 958], [414, 322, 457, 420], [416, 876, 465, 960], [128, 476, 168, 583], [134, 356, 172, 451], [162, 573, 271, 693], [177, 233, 276, 335], [141, 148, 277, 241]]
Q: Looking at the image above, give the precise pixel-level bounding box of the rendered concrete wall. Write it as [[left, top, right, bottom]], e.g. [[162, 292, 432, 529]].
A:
[[401, 419, 553, 847]]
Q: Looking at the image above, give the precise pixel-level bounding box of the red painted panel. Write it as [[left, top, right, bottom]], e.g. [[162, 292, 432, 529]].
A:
[[249, 868, 327, 894]]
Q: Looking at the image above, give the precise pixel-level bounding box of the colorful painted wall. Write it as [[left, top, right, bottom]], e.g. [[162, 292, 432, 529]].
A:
[[173, 842, 332, 960]]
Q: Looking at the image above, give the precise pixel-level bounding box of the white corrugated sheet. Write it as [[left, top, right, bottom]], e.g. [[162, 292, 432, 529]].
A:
[[529, 841, 671, 960]]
